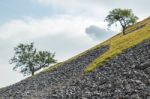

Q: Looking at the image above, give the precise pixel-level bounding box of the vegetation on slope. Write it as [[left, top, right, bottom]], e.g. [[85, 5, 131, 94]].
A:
[[85, 17, 150, 73]]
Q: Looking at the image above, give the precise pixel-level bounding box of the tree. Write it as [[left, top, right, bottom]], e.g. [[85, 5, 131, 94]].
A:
[[105, 8, 138, 35], [34, 51, 56, 72], [10, 43, 56, 76]]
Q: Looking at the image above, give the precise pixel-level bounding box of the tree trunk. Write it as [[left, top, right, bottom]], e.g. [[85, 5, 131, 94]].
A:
[[29, 63, 35, 76], [122, 26, 126, 35], [119, 20, 126, 35], [31, 67, 35, 76], [32, 71, 34, 76]]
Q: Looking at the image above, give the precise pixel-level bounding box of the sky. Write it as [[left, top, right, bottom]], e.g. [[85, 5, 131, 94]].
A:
[[0, 0, 149, 88]]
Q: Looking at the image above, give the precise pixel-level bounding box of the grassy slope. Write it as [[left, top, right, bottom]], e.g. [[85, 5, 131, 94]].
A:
[[34, 17, 150, 76], [85, 17, 150, 73]]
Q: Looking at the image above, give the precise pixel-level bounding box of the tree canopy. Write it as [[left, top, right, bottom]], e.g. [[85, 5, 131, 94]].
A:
[[10, 43, 56, 76], [105, 8, 138, 35]]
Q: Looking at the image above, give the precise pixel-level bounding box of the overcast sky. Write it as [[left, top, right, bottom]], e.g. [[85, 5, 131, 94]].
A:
[[0, 0, 149, 88]]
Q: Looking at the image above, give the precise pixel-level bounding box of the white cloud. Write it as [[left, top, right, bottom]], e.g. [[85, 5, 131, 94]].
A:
[[34, 0, 108, 19], [0, 15, 106, 40], [34, 0, 150, 20]]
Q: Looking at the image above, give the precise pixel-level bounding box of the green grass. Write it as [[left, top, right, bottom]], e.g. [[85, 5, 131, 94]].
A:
[[84, 17, 150, 73]]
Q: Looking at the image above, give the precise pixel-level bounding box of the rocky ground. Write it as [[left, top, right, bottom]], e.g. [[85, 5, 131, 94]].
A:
[[0, 44, 109, 99], [31, 39, 150, 99], [0, 39, 150, 99]]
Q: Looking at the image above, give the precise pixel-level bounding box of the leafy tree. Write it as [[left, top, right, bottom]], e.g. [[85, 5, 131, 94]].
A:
[[10, 43, 56, 76], [105, 8, 138, 35], [34, 51, 56, 72]]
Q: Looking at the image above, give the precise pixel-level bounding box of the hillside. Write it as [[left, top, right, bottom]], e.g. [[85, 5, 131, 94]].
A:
[[0, 17, 150, 99]]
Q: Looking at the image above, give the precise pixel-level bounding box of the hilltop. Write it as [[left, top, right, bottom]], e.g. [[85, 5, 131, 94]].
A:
[[0, 17, 150, 99]]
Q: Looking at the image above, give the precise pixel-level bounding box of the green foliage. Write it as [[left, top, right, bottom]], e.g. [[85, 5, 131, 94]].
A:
[[105, 8, 138, 35], [10, 43, 56, 76], [34, 51, 56, 71]]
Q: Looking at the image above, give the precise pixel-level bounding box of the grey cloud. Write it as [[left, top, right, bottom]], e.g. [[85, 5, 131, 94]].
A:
[[85, 25, 115, 41]]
